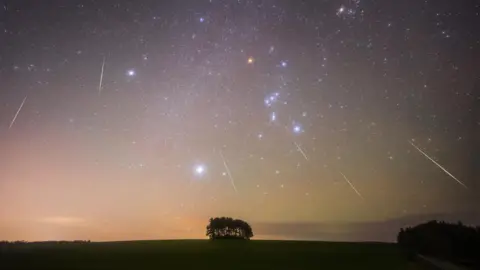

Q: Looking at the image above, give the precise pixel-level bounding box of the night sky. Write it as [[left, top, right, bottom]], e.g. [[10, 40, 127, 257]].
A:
[[0, 0, 479, 242]]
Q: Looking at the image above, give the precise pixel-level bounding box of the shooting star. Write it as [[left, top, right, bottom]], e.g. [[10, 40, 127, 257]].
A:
[[219, 151, 238, 193], [9, 95, 27, 129], [293, 141, 309, 161], [409, 140, 467, 189], [98, 56, 106, 95], [340, 172, 364, 200]]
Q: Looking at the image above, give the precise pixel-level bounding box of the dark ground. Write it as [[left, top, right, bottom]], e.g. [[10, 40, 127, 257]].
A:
[[0, 240, 428, 270]]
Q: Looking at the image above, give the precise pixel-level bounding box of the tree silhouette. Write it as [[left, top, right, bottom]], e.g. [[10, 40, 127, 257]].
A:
[[397, 220, 480, 268], [206, 217, 253, 240]]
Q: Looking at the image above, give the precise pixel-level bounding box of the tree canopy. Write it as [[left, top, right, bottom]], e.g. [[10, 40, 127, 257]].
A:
[[397, 220, 480, 267], [206, 217, 253, 240]]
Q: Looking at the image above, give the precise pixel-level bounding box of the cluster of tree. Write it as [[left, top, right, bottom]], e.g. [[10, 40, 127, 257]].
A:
[[206, 217, 253, 240], [397, 220, 480, 267]]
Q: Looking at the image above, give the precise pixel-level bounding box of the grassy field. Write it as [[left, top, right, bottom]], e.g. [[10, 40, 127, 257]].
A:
[[0, 240, 427, 270]]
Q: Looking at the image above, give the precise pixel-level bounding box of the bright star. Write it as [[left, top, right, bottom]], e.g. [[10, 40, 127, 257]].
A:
[[194, 164, 206, 176], [247, 57, 255, 64], [293, 124, 303, 134], [127, 69, 136, 76], [264, 99, 272, 107], [264, 93, 279, 107]]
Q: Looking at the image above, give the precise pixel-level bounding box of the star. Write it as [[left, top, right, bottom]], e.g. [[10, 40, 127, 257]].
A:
[[293, 123, 303, 134], [126, 69, 136, 76], [264, 92, 280, 107], [247, 57, 255, 64], [194, 164, 206, 176], [264, 98, 272, 107]]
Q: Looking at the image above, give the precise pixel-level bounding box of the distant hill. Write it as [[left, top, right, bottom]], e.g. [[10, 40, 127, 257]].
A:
[[254, 212, 480, 242]]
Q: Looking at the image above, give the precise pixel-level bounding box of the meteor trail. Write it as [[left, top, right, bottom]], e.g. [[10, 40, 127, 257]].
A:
[[9, 95, 27, 129], [409, 140, 467, 189], [293, 141, 309, 161], [98, 56, 106, 95], [219, 151, 238, 193], [340, 172, 364, 200]]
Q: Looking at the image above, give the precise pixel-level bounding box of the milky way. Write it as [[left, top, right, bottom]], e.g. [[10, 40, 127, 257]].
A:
[[0, 0, 478, 241]]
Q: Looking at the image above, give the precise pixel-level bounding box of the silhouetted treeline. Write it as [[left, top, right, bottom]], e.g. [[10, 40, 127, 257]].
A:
[[206, 217, 253, 240], [0, 240, 90, 245], [397, 220, 480, 267]]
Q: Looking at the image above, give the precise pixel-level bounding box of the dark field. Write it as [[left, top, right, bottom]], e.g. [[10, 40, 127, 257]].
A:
[[0, 240, 426, 270]]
